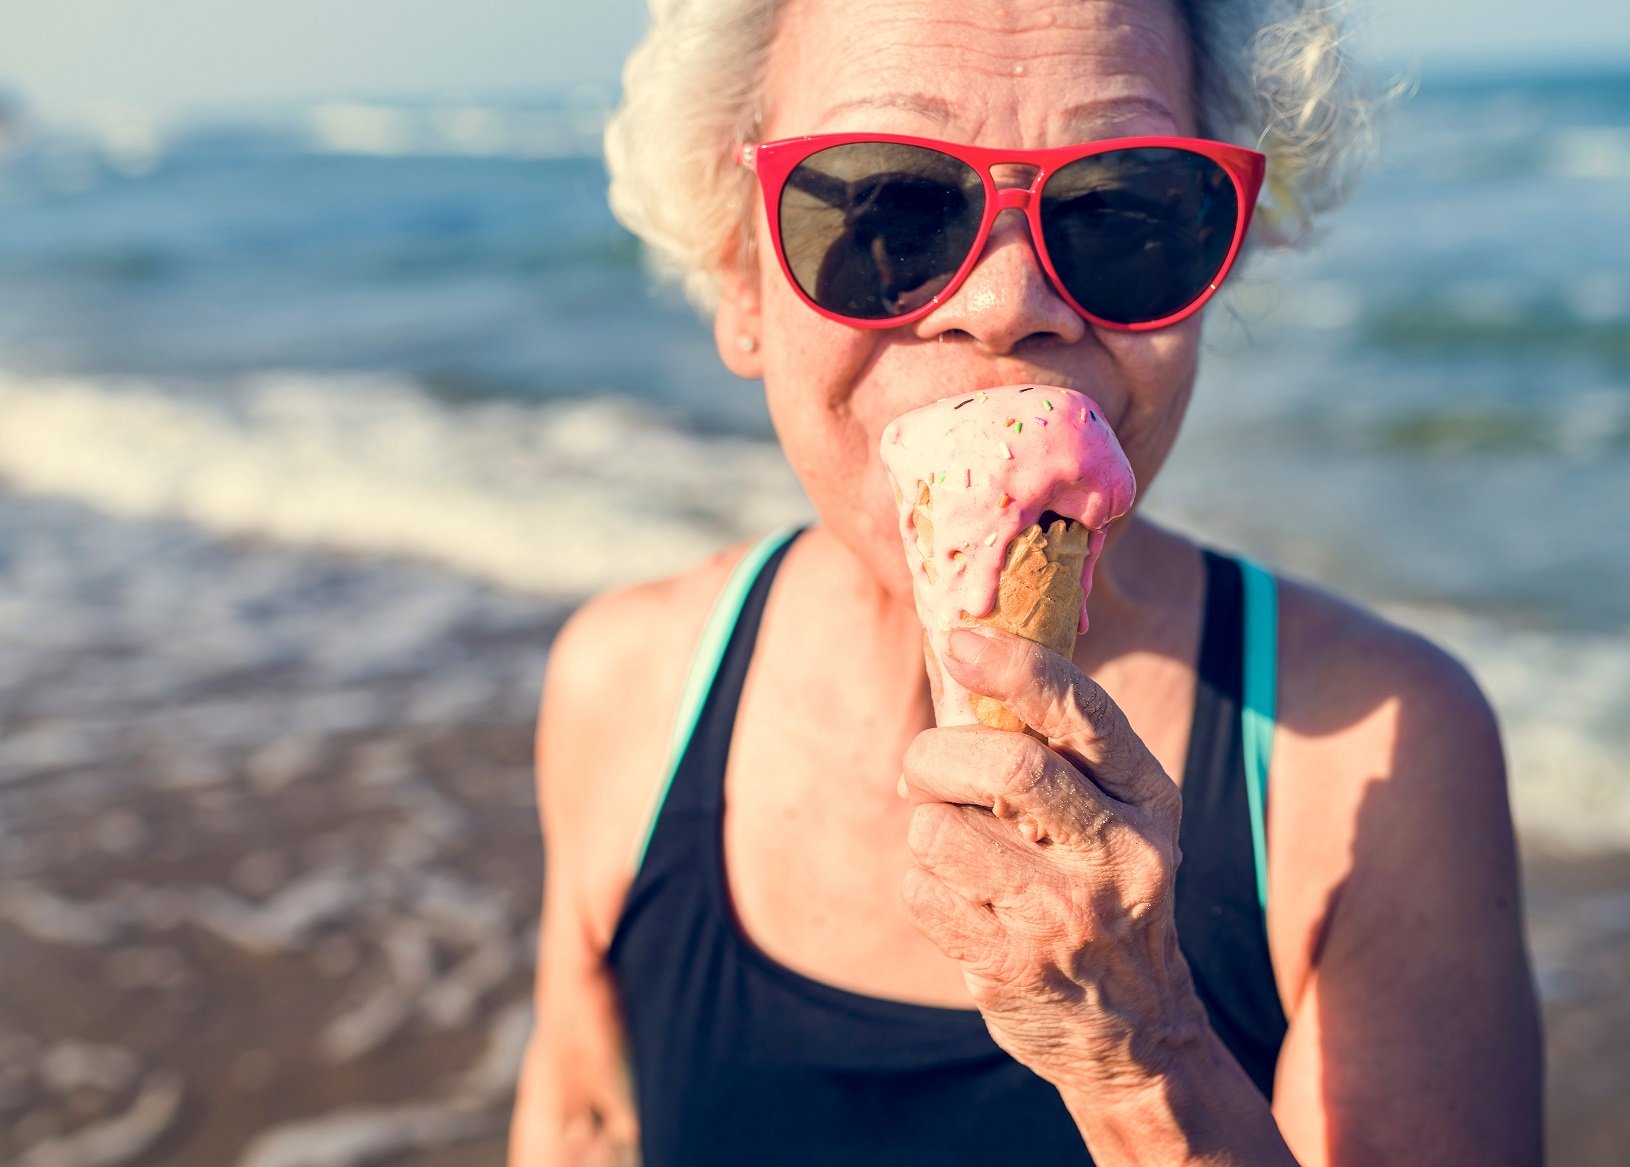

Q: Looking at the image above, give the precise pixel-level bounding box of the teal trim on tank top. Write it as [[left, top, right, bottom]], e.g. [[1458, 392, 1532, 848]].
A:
[[1237, 556, 1278, 915], [630, 526, 802, 876]]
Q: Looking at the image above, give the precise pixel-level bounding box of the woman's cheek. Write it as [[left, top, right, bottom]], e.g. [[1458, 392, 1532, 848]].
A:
[[1097, 324, 1202, 485], [760, 325, 884, 476]]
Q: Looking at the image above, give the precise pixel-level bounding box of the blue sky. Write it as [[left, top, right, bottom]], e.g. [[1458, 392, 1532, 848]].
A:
[[0, 0, 1625, 126]]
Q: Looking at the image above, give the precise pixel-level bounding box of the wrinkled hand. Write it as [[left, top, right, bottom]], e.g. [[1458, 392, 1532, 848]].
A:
[[901, 626, 1204, 1096]]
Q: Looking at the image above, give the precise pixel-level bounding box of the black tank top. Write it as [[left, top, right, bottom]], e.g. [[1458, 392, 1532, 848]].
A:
[[606, 537, 1286, 1165]]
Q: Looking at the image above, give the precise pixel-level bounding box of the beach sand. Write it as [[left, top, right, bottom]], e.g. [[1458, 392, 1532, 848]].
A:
[[0, 493, 559, 1167], [2, 492, 1626, 1166], [1524, 847, 1630, 1166]]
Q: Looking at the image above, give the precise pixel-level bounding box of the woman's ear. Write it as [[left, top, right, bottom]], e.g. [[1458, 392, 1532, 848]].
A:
[[713, 259, 765, 379]]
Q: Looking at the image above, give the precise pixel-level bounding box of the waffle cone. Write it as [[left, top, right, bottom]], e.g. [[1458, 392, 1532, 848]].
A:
[[912, 483, 1092, 732]]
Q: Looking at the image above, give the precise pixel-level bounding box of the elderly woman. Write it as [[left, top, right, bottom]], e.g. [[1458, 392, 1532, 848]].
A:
[[510, 0, 1543, 1163]]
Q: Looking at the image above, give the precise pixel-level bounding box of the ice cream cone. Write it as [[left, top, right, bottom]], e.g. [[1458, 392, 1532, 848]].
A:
[[912, 479, 1091, 731], [881, 385, 1136, 732]]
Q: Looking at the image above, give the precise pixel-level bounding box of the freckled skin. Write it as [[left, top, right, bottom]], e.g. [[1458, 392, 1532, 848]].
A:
[[719, 0, 1202, 608]]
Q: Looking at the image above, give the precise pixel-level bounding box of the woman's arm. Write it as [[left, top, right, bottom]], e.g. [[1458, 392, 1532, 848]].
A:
[[508, 552, 748, 1167], [901, 627, 1300, 1165], [508, 880, 638, 1167], [508, 596, 651, 1167], [901, 618, 1541, 1166], [1266, 615, 1543, 1165]]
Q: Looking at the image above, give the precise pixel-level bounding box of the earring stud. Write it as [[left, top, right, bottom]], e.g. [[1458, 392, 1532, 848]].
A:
[[735, 334, 758, 354]]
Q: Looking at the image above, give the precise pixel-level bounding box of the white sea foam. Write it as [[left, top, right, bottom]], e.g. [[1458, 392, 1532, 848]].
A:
[[1, 368, 1625, 855], [307, 99, 607, 159], [0, 369, 813, 598], [13, 1068, 182, 1167], [1548, 126, 1630, 180]]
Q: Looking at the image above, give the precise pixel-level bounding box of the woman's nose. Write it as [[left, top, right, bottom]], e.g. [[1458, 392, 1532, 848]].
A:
[[913, 210, 1086, 353]]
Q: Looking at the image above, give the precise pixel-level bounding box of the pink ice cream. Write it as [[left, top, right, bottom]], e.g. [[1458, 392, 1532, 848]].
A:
[[879, 384, 1137, 638]]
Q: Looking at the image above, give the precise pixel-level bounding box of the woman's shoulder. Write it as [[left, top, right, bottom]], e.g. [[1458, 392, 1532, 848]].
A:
[[536, 537, 769, 945], [1263, 566, 1511, 1009], [1272, 570, 1497, 743], [543, 534, 772, 781], [1267, 567, 1504, 829], [1140, 524, 1495, 728], [546, 539, 761, 704]]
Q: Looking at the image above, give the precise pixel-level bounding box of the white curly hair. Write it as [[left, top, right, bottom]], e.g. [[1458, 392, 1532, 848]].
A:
[[605, 0, 1388, 314]]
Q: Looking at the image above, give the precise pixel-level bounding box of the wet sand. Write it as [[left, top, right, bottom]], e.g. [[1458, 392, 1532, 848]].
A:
[[1523, 846, 1630, 1166], [0, 494, 558, 1166], [1, 494, 1626, 1165]]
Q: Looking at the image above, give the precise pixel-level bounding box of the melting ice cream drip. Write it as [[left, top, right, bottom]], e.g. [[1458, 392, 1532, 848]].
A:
[[881, 385, 1136, 637]]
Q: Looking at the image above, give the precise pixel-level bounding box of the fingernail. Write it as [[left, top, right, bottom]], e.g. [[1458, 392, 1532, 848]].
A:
[[946, 628, 989, 664]]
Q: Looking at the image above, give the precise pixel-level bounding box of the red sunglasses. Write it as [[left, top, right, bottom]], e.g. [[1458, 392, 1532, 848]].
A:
[[739, 133, 1266, 331]]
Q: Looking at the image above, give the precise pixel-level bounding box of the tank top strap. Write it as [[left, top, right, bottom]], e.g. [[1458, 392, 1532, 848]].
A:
[[627, 526, 803, 877], [1173, 549, 1287, 1097], [1177, 549, 1277, 912], [1237, 555, 1279, 912]]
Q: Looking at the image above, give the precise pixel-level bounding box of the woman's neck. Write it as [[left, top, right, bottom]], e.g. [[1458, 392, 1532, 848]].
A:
[[1076, 515, 1198, 674]]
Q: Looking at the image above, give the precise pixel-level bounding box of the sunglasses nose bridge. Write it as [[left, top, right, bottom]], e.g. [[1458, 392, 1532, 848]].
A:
[[992, 187, 1032, 213]]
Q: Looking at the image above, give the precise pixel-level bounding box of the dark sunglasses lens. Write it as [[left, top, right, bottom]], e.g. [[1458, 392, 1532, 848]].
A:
[[778, 142, 984, 319], [1040, 148, 1240, 324]]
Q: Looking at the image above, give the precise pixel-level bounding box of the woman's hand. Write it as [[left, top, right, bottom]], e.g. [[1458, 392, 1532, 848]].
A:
[[900, 626, 1205, 1098]]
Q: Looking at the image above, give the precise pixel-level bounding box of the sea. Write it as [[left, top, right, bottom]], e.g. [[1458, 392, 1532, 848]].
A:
[[1, 70, 1627, 853]]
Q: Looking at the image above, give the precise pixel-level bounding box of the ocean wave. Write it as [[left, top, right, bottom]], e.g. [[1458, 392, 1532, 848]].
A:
[[1546, 126, 1630, 181], [0, 369, 813, 596], [306, 101, 608, 160], [3, 366, 1628, 853], [1369, 390, 1630, 457], [1364, 296, 1630, 374]]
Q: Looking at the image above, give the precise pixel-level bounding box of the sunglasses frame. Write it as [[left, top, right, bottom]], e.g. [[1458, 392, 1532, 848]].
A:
[[739, 132, 1267, 332]]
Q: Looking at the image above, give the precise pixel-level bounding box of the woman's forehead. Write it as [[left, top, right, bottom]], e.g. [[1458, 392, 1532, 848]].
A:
[[765, 0, 1195, 142]]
